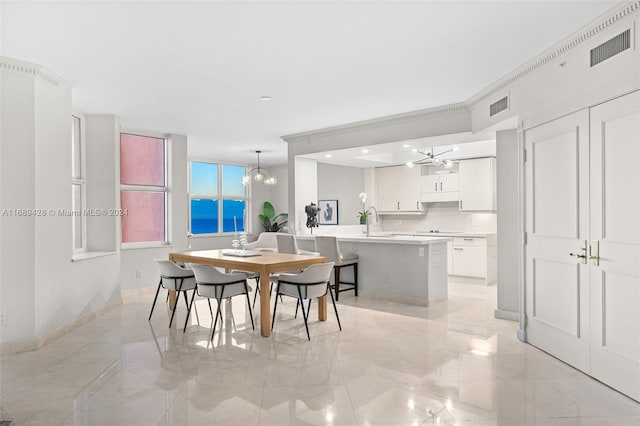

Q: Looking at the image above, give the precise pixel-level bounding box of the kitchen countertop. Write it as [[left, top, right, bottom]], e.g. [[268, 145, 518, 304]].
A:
[[394, 231, 497, 238], [295, 234, 451, 245]]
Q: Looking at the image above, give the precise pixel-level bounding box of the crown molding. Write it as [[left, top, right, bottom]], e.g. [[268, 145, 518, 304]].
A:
[[0, 56, 65, 86], [282, 102, 469, 143], [466, 1, 640, 107]]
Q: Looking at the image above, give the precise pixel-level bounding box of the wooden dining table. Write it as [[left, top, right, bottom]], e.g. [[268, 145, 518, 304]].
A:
[[169, 249, 326, 337]]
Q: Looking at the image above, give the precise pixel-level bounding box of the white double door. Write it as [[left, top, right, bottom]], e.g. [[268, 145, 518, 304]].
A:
[[524, 90, 640, 401]]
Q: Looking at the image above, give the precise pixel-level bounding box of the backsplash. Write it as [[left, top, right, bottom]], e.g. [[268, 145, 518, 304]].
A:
[[380, 202, 497, 233]]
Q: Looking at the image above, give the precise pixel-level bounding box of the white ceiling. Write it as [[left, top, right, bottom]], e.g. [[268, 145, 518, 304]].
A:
[[300, 130, 499, 168], [1, 1, 617, 166]]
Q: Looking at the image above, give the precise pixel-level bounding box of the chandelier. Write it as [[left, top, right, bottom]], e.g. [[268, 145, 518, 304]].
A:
[[242, 150, 277, 186], [406, 146, 458, 169]]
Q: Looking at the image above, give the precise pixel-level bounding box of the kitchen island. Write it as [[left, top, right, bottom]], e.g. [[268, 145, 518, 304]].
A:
[[296, 234, 449, 305]]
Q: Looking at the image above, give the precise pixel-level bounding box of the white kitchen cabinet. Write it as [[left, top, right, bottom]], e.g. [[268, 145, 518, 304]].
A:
[[449, 235, 497, 285], [452, 245, 485, 277], [400, 165, 422, 211], [447, 241, 453, 275], [459, 158, 496, 211], [376, 165, 423, 213], [421, 173, 459, 202], [376, 166, 402, 211]]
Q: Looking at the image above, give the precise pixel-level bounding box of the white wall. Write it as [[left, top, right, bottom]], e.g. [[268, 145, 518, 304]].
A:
[[1, 59, 121, 348], [1, 68, 37, 344], [292, 157, 318, 234], [85, 115, 119, 251], [317, 163, 364, 226], [495, 129, 519, 319], [469, 4, 639, 132]]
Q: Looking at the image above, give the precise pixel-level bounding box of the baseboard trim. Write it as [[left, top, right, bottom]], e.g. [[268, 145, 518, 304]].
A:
[[1, 299, 122, 355], [517, 328, 527, 342], [356, 290, 430, 306], [121, 286, 156, 298], [493, 309, 519, 321]]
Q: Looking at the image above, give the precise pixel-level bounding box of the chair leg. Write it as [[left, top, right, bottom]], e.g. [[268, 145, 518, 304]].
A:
[[295, 298, 312, 319], [353, 263, 358, 296], [271, 283, 281, 331], [149, 279, 163, 321], [252, 279, 261, 309], [334, 267, 341, 301], [183, 289, 198, 332], [328, 283, 342, 331], [206, 298, 213, 319], [297, 286, 311, 341], [183, 290, 190, 310], [169, 278, 184, 328], [211, 296, 223, 340], [269, 282, 283, 303], [244, 282, 255, 330]]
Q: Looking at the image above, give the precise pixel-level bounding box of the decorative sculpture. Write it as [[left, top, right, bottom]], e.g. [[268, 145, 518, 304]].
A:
[[305, 202, 320, 234]]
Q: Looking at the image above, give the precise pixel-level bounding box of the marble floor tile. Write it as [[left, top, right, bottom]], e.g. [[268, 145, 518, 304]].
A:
[[1, 283, 638, 425]]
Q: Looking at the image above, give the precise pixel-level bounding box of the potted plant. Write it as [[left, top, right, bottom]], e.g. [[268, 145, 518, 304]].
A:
[[258, 201, 288, 232], [358, 192, 369, 224]]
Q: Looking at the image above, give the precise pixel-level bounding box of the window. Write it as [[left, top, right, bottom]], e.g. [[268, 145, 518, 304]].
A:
[[120, 133, 166, 245], [71, 115, 86, 252], [190, 162, 247, 235]]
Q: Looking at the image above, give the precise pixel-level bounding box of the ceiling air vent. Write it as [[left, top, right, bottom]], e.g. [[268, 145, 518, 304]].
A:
[[590, 29, 631, 67], [489, 96, 508, 117]]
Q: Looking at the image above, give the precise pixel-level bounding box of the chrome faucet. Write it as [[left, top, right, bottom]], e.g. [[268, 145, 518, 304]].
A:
[[365, 206, 378, 237]]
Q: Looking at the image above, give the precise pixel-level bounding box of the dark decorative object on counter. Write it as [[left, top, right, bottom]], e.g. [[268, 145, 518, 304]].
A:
[[305, 202, 320, 233]]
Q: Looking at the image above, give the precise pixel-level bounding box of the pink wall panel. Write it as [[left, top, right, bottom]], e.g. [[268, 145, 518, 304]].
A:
[[120, 133, 164, 186], [121, 191, 165, 243]]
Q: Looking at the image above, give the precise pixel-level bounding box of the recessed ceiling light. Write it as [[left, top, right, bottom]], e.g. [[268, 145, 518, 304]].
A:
[[402, 144, 410, 148], [361, 149, 369, 154], [452, 146, 459, 151], [325, 154, 332, 158], [259, 96, 272, 101]]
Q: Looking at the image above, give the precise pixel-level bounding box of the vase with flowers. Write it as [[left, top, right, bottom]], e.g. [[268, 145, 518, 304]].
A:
[[358, 192, 369, 225]]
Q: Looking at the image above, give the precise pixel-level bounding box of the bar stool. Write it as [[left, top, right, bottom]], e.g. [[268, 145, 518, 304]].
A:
[[314, 236, 358, 301]]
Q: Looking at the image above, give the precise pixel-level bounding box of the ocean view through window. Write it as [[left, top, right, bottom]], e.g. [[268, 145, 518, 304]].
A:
[[190, 162, 246, 235]]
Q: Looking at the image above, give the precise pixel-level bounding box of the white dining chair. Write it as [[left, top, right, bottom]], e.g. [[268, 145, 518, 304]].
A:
[[271, 262, 340, 341], [186, 263, 255, 340], [151, 259, 199, 329]]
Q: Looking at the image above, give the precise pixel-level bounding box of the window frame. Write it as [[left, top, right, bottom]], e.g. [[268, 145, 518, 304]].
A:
[[120, 131, 169, 249], [72, 114, 87, 254], [188, 159, 248, 236]]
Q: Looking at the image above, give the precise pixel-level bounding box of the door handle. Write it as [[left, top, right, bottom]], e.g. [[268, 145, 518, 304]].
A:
[[589, 240, 600, 266], [416, 201, 419, 210], [435, 182, 437, 192], [440, 182, 442, 191], [569, 240, 588, 264], [397, 201, 400, 210]]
